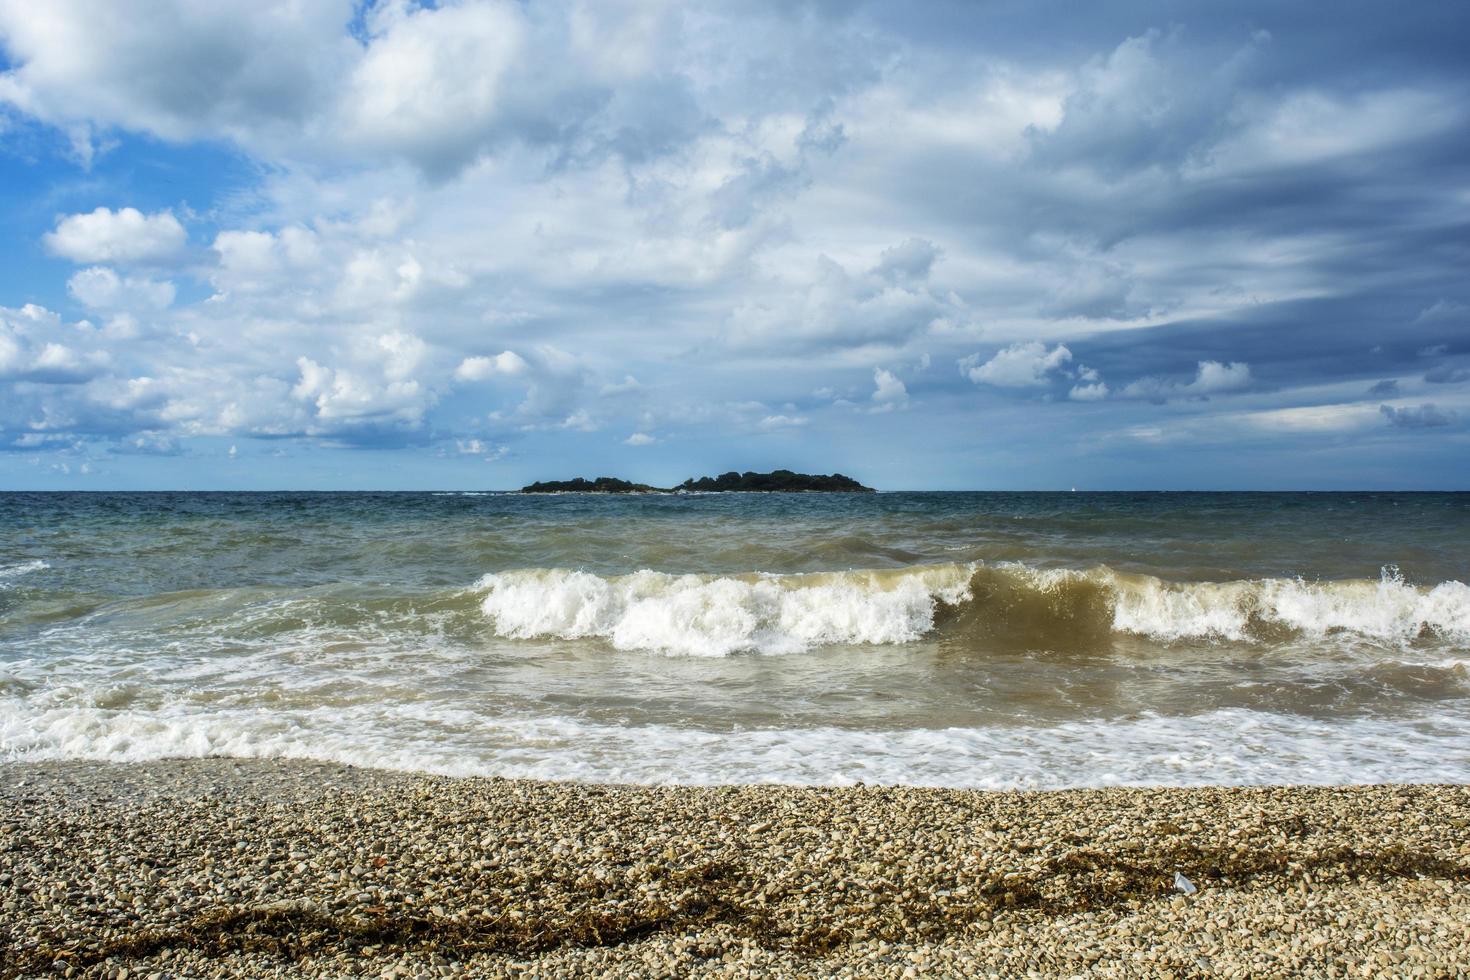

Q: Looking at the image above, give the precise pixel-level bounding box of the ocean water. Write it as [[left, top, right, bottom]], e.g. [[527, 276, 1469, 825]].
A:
[[2, 491, 1468, 788]]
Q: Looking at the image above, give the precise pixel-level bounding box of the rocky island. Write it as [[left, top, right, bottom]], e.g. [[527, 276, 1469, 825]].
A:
[[520, 469, 874, 493]]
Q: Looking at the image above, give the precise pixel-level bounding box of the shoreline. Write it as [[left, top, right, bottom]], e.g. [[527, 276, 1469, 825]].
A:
[[3, 761, 1468, 978]]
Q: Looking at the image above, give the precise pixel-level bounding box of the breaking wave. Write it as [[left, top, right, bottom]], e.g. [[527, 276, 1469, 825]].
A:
[[475, 563, 1470, 656], [0, 559, 47, 587]]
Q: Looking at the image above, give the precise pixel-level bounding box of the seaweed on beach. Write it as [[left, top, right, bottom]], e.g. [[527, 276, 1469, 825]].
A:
[[8, 833, 1468, 977]]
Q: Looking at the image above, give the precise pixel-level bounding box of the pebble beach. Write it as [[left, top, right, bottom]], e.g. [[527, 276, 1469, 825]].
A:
[[2, 761, 1468, 979]]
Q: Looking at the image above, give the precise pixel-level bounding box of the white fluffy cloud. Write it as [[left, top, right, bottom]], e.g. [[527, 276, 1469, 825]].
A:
[[960, 342, 1073, 387], [66, 267, 174, 310], [1193, 361, 1253, 393], [870, 367, 909, 411], [1069, 380, 1110, 401], [0, 303, 108, 385], [0, 0, 353, 150], [454, 438, 507, 459], [44, 207, 186, 264], [292, 356, 427, 426], [0, 0, 693, 177], [342, 0, 525, 176], [455, 351, 529, 382]]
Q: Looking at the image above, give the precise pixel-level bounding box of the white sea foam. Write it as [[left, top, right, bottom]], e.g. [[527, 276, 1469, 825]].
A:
[[1108, 567, 1470, 643], [0, 559, 48, 586], [475, 563, 1470, 654], [4, 696, 1468, 788], [475, 566, 974, 656]]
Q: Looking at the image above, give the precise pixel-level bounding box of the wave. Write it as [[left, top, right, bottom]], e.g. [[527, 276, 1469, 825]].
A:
[[5, 698, 1469, 787], [474, 563, 1470, 656], [476, 565, 973, 657], [0, 559, 48, 587]]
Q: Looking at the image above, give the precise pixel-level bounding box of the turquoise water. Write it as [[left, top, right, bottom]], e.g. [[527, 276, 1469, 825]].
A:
[[2, 491, 1468, 786]]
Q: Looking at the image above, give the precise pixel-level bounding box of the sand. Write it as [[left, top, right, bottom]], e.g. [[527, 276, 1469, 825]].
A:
[[3, 760, 1468, 978]]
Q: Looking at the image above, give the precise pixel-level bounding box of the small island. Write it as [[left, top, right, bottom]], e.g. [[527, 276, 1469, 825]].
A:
[[519, 476, 663, 494], [675, 470, 873, 492], [520, 468, 874, 493]]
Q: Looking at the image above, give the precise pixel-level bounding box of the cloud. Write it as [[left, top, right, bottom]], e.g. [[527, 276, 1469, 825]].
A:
[[1029, 28, 1265, 179], [555, 408, 599, 432], [1067, 363, 1109, 400], [475, 346, 604, 429], [728, 247, 964, 351], [874, 238, 939, 284], [292, 356, 426, 424], [113, 430, 182, 455], [1192, 361, 1253, 393], [0, 0, 351, 149], [44, 207, 187, 264], [599, 375, 642, 396], [0, 0, 708, 178], [960, 342, 1072, 387], [0, 303, 108, 384], [455, 351, 529, 382], [1121, 360, 1252, 401], [1424, 364, 1470, 384], [1367, 379, 1400, 397], [454, 438, 507, 460], [1414, 300, 1468, 324], [66, 267, 174, 310], [869, 367, 908, 412], [624, 432, 655, 446], [209, 227, 322, 294], [1, 1, 1470, 487], [1380, 403, 1457, 429], [341, 0, 526, 178], [277, 331, 437, 441]]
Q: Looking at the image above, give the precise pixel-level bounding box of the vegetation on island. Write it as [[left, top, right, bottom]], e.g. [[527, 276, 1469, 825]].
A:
[[519, 469, 874, 493], [519, 477, 663, 494], [675, 470, 873, 492]]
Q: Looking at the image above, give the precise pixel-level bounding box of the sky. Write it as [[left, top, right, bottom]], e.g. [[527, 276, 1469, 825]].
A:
[[0, 1, 1467, 490]]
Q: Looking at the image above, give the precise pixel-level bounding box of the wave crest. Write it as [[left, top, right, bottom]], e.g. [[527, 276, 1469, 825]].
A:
[[476, 565, 973, 656], [0, 559, 48, 588], [474, 563, 1470, 656]]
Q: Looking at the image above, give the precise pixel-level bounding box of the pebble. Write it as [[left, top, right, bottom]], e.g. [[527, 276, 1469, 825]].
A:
[[1, 760, 1468, 978]]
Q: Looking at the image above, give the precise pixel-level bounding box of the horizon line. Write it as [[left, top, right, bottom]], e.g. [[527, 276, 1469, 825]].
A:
[[2, 487, 1466, 494]]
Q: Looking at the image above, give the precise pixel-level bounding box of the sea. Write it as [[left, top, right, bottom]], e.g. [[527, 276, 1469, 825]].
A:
[[2, 491, 1468, 788]]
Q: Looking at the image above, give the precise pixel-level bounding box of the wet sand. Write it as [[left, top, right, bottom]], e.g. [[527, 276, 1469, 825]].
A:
[[2, 760, 1468, 978]]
